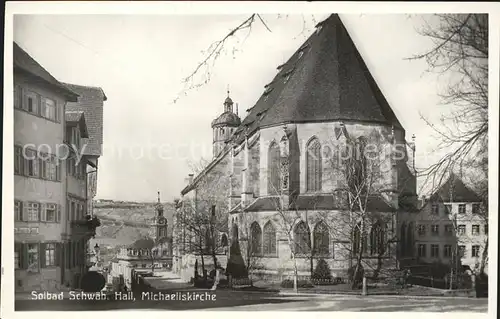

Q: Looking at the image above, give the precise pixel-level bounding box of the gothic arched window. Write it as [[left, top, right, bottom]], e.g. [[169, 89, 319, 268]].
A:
[[352, 223, 367, 255], [221, 234, 228, 247], [250, 222, 262, 255], [294, 221, 311, 255], [263, 221, 277, 255], [313, 221, 329, 256], [268, 142, 281, 195], [306, 137, 322, 192], [370, 221, 386, 255]]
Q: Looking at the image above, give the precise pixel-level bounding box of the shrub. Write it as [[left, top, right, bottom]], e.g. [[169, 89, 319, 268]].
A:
[[280, 279, 314, 289], [312, 259, 333, 281]]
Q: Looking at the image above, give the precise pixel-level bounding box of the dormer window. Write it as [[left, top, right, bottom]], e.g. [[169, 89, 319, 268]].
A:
[[283, 69, 294, 84]]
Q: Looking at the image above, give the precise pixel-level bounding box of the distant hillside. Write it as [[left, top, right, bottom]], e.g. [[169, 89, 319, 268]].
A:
[[93, 200, 175, 248]]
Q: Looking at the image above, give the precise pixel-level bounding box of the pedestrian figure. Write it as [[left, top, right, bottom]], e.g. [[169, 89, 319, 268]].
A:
[[402, 269, 408, 289], [406, 269, 412, 288]]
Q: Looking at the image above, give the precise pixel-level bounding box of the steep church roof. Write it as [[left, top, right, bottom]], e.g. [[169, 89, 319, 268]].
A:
[[183, 14, 404, 195], [432, 174, 482, 203], [230, 14, 403, 146]]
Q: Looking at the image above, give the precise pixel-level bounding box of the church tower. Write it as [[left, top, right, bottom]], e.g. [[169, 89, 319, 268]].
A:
[[150, 191, 167, 242], [211, 91, 241, 158]]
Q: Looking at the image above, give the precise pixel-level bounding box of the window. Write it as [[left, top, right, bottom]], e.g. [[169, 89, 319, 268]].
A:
[[27, 243, 39, 272], [418, 244, 426, 257], [15, 250, 20, 269], [484, 224, 488, 235], [457, 225, 466, 235], [431, 204, 439, 215], [263, 221, 277, 255], [24, 90, 39, 114], [352, 223, 367, 255], [221, 234, 228, 247], [15, 200, 22, 221], [417, 224, 426, 236], [458, 245, 466, 258], [267, 142, 281, 195], [71, 201, 76, 221], [23, 148, 38, 177], [14, 145, 23, 175], [472, 204, 480, 215], [45, 204, 58, 222], [45, 243, 56, 266], [472, 225, 480, 236], [249, 222, 262, 256], [14, 85, 22, 109], [294, 221, 310, 255], [431, 225, 439, 236], [43, 98, 57, 121], [444, 204, 452, 214], [431, 244, 439, 257], [444, 245, 452, 258], [313, 222, 330, 256], [472, 245, 480, 258], [306, 138, 322, 192], [458, 204, 466, 214], [24, 202, 39, 221], [370, 222, 386, 255], [444, 224, 453, 236]]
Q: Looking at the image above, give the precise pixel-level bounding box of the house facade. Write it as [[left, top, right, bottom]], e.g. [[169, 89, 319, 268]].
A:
[[400, 175, 488, 274], [173, 15, 418, 281], [13, 42, 105, 293]]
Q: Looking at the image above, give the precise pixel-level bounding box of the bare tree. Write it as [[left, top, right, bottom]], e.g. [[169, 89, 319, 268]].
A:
[[409, 14, 488, 193], [175, 159, 230, 283]]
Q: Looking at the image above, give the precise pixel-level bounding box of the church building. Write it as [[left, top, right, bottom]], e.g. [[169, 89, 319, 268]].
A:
[[110, 192, 173, 289], [174, 14, 417, 281]]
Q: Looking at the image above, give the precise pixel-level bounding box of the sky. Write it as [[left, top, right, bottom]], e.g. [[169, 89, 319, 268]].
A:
[[13, 13, 451, 202]]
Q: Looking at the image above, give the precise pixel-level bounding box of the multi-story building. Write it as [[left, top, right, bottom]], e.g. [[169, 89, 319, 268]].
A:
[[173, 14, 418, 281], [13, 42, 105, 293], [402, 174, 488, 274]]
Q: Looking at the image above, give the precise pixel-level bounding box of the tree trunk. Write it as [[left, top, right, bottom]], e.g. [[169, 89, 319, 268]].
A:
[[352, 218, 365, 290], [479, 238, 488, 275]]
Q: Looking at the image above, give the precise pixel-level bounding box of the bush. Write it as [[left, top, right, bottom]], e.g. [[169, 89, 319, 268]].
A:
[[312, 259, 333, 281], [280, 279, 314, 289]]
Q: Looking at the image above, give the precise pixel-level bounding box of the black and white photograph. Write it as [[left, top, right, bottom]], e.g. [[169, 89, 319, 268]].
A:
[[2, 1, 498, 315]]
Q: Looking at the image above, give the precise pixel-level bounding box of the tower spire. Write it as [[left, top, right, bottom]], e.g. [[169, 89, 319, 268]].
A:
[[157, 191, 161, 203]]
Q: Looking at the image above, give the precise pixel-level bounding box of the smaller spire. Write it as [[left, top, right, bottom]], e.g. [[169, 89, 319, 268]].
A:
[[157, 191, 161, 203]]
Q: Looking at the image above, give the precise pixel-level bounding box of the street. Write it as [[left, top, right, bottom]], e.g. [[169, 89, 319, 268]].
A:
[[15, 290, 487, 312]]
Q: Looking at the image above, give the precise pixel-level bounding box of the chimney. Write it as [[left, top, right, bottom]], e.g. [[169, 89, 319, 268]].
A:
[[188, 174, 194, 184]]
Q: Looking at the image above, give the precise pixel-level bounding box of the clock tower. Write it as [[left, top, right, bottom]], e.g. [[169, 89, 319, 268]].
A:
[[150, 191, 168, 242]]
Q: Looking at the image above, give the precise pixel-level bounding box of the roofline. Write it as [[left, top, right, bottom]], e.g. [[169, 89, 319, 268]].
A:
[[61, 82, 108, 102], [14, 66, 80, 102]]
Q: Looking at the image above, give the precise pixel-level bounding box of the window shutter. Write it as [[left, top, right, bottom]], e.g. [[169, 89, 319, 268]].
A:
[[40, 204, 47, 222], [21, 89, 27, 110], [18, 201, 24, 221], [37, 94, 43, 116], [22, 204, 29, 222], [40, 243, 46, 268], [57, 204, 61, 222], [55, 243, 61, 267], [22, 243, 28, 269]]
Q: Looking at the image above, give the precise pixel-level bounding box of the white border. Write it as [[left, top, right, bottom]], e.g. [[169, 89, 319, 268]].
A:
[[3, 2, 499, 319]]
